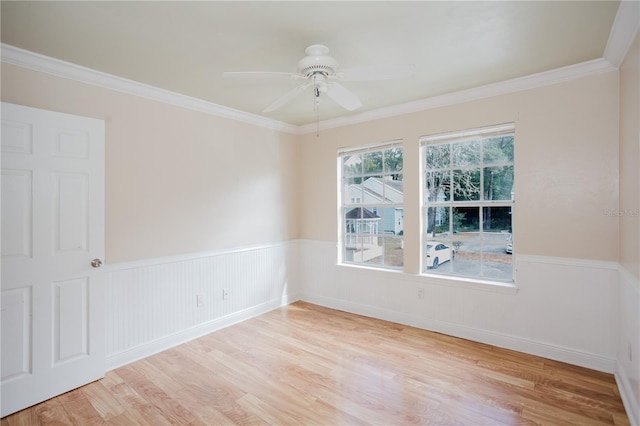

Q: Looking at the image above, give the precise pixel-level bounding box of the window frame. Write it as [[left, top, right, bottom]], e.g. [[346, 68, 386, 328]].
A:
[[420, 123, 515, 283], [338, 140, 404, 271]]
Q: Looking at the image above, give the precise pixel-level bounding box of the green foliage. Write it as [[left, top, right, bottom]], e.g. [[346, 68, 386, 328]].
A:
[[483, 136, 514, 164], [483, 206, 512, 231], [484, 166, 513, 201], [452, 209, 467, 231], [363, 151, 383, 173], [384, 148, 403, 175], [426, 207, 467, 237], [343, 147, 403, 181]]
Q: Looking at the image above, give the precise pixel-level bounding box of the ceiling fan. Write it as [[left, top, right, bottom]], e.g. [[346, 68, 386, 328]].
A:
[[223, 44, 416, 113]]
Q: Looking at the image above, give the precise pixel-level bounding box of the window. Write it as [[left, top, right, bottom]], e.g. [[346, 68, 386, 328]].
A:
[[339, 141, 404, 269], [421, 124, 514, 282]]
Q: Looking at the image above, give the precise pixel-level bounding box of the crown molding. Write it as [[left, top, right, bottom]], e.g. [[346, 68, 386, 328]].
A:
[[604, 0, 640, 67], [0, 41, 621, 137], [298, 58, 617, 135], [1, 44, 298, 135], [302, 0, 636, 135]]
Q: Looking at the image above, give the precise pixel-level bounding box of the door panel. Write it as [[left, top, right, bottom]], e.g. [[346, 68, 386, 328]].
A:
[[1, 120, 32, 154], [54, 172, 89, 253], [0, 287, 32, 380], [54, 277, 89, 363], [1, 169, 32, 258], [1, 102, 105, 417]]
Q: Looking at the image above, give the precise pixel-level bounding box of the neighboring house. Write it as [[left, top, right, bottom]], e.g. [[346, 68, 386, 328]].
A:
[[343, 207, 383, 262], [425, 187, 447, 231], [344, 206, 380, 236], [348, 177, 404, 235]]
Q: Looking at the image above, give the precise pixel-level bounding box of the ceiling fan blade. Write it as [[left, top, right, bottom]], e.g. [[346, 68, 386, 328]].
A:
[[339, 63, 416, 81], [326, 82, 362, 111], [223, 71, 301, 80], [263, 82, 311, 112]]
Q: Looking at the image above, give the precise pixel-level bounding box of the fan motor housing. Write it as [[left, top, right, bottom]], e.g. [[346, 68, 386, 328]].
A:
[[299, 64, 336, 77], [298, 45, 338, 77]]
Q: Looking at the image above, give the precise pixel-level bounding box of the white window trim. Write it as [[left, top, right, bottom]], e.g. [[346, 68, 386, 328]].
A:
[[336, 262, 518, 294], [338, 140, 404, 270], [338, 139, 403, 156], [420, 123, 516, 284], [420, 123, 515, 145]]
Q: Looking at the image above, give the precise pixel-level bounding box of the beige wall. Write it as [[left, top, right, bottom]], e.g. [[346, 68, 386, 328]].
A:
[[1, 64, 300, 263], [619, 32, 640, 281], [0, 62, 623, 268], [299, 71, 620, 272]]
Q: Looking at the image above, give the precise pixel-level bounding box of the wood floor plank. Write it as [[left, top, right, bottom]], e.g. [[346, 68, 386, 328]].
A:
[[1, 405, 38, 426], [33, 398, 71, 425], [54, 387, 107, 426], [99, 370, 174, 425], [116, 363, 205, 425], [1, 301, 630, 425]]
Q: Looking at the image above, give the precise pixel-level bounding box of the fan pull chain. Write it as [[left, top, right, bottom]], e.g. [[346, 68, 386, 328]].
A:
[[313, 80, 320, 137]]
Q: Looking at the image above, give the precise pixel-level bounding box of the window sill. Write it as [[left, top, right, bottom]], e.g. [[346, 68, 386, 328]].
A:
[[337, 263, 519, 294], [418, 272, 518, 294], [338, 262, 404, 274]]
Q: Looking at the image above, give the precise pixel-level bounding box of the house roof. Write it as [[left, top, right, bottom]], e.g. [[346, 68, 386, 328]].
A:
[[360, 177, 403, 204], [345, 207, 380, 220], [384, 179, 404, 193]]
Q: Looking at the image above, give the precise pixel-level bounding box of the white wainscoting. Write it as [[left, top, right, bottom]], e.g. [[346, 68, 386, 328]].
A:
[[104, 241, 300, 370], [616, 265, 640, 426], [298, 239, 619, 373], [104, 239, 637, 422]]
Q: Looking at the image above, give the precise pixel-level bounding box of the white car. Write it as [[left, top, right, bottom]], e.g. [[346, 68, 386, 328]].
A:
[[506, 235, 513, 254], [425, 242, 454, 269]]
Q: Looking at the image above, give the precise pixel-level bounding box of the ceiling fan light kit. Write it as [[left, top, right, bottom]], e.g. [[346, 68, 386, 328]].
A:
[[224, 44, 416, 115]]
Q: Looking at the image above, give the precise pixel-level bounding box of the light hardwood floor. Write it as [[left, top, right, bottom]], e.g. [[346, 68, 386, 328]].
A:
[[2, 301, 630, 425]]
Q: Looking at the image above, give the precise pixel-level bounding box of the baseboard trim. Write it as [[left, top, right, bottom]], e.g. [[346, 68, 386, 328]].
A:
[[616, 362, 640, 426], [105, 294, 298, 371], [617, 265, 640, 425], [300, 293, 617, 374]]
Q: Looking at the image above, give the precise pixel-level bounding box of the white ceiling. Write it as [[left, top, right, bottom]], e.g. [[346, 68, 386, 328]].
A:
[[0, 1, 623, 127]]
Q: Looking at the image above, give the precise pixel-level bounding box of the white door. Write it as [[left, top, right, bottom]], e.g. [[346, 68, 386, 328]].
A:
[[1, 102, 105, 417]]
